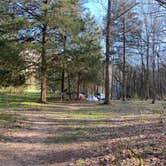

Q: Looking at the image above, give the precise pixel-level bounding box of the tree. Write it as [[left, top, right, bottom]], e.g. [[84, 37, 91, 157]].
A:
[[46, 14, 103, 100], [155, 0, 166, 8], [64, 15, 103, 100], [140, 0, 165, 102], [109, 0, 141, 100], [0, 0, 26, 87], [11, 0, 80, 103], [104, 0, 112, 104]]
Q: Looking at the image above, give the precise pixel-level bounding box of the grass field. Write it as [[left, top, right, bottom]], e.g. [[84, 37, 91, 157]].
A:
[[0, 93, 165, 166]]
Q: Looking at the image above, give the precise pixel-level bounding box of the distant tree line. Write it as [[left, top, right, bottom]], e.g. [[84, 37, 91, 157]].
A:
[[104, 0, 166, 104]]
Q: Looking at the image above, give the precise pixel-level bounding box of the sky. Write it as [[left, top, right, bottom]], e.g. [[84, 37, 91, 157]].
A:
[[84, 1, 107, 24]]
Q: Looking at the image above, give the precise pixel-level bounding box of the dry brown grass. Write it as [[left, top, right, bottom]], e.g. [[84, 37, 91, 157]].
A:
[[0, 100, 165, 166]]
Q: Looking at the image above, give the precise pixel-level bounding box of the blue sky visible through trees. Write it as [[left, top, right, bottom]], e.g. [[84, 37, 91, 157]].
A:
[[84, 0, 166, 65], [84, 1, 106, 24]]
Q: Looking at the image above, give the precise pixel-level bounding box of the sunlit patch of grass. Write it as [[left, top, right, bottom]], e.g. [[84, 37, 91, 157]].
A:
[[68, 110, 106, 120], [0, 93, 53, 110], [20, 101, 41, 106], [0, 92, 40, 109], [0, 92, 61, 110]]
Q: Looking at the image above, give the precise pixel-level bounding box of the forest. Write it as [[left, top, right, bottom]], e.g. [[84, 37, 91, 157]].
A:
[[0, 0, 166, 166]]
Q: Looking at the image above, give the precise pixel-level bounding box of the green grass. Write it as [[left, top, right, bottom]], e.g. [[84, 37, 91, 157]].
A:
[[0, 112, 18, 126], [0, 92, 56, 109], [0, 92, 165, 123], [68, 110, 106, 120], [0, 92, 40, 108], [0, 93, 165, 165], [54, 129, 88, 144], [0, 113, 17, 122]]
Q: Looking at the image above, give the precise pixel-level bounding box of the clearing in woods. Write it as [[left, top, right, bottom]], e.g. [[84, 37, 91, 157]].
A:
[[0, 94, 165, 166]]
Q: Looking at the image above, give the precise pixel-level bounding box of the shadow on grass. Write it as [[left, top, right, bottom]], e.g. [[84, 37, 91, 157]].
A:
[[0, 108, 165, 166], [45, 122, 164, 144], [1, 121, 164, 165]]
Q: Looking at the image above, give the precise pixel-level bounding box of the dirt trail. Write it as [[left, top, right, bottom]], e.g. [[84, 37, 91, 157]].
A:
[[0, 113, 72, 166], [0, 103, 165, 166], [0, 110, 105, 166]]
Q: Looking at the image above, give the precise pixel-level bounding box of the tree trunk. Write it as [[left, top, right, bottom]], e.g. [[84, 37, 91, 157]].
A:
[[104, 0, 112, 104], [140, 53, 145, 99], [61, 34, 66, 101], [41, 75, 46, 103], [145, 35, 150, 100], [40, 0, 48, 103], [157, 53, 162, 99], [61, 69, 65, 101], [133, 70, 136, 97], [129, 67, 132, 97], [76, 74, 80, 100], [111, 64, 114, 100], [67, 73, 71, 100], [152, 63, 156, 104], [40, 24, 47, 103], [152, 43, 156, 104], [122, 17, 126, 101]]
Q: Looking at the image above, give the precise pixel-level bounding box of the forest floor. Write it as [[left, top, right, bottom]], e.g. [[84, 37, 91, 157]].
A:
[[0, 95, 165, 166]]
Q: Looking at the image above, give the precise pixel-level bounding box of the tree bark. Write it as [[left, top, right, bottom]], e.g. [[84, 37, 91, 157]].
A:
[[41, 75, 46, 103], [152, 61, 156, 104], [122, 17, 126, 101], [61, 34, 67, 101], [140, 53, 145, 99], [157, 53, 162, 99], [76, 74, 80, 100], [104, 0, 112, 104], [40, 24, 47, 103], [145, 35, 150, 100], [67, 73, 71, 100], [61, 69, 65, 101], [40, 0, 48, 103], [152, 40, 156, 104]]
